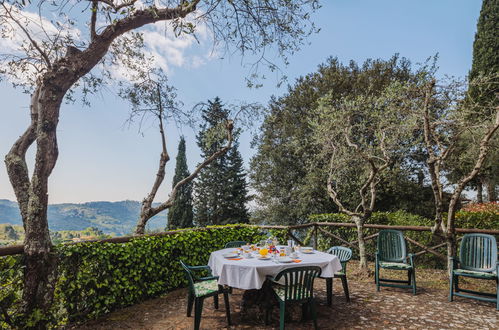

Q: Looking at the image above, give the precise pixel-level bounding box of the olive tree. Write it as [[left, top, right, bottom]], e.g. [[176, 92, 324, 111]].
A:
[[0, 0, 319, 326], [409, 75, 499, 271], [311, 82, 415, 271]]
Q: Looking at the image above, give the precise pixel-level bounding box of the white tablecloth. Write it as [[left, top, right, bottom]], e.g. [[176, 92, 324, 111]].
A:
[[208, 247, 342, 290]]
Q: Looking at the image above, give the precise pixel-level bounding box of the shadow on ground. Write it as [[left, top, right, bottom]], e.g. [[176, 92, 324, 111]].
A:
[[72, 262, 498, 329]]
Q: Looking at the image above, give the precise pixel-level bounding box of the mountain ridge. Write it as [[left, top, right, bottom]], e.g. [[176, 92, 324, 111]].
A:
[[0, 199, 165, 236]]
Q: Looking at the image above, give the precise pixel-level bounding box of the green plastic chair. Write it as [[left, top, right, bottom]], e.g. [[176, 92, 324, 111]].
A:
[[449, 233, 498, 310], [224, 241, 247, 248], [375, 230, 416, 295], [180, 260, 231, 330], [266, 266, 321, 330], [324, 246, 352, 305]]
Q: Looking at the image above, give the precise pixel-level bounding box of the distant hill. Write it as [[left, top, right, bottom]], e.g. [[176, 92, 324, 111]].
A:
[[0, 199, 165, 236]]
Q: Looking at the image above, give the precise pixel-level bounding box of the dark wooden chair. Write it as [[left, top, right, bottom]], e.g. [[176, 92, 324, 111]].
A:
[[180, 260, 231, 330], [449, 233, 498, 310], [266, 266, 321, 330], [375, 229, 416, 295], [324, 246, 352, 305], [224, 241, 247, 248]]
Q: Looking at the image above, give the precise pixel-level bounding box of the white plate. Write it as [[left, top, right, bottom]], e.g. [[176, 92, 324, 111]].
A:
[[301, 247, 314, 254], [257, 256, 272, 260], [223, 253, 239, 258], [278, 257, 293, 263]]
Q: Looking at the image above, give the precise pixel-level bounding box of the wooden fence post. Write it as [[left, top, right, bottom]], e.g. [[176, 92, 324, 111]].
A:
[[313, 223, 318, 250]]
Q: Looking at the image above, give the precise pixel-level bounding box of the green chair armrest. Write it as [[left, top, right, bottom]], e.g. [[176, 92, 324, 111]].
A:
[[199, 275, 219, 281], [189, 265, 212, 271], [407, 253, 415, 266], [449, 257, 459, 271], [188, 265, 214, 281]]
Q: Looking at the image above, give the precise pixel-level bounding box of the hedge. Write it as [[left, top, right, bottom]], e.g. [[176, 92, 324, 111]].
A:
[[0, 224, 269, 329]]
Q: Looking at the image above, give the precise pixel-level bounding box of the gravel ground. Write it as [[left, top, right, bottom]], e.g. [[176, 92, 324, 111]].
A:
[[72, 263, 498, 330]]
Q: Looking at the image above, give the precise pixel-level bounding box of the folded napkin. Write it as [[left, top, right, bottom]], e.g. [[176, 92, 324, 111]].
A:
[[292, 259, 302, 263], [228, 258, 242, 261]]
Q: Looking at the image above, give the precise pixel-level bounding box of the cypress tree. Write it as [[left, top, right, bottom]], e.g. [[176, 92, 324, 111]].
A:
[[468, 0, 498, 112], [194, 97, 249, 225], [167, 137, 194, 229], [468, 0, 499, 201]]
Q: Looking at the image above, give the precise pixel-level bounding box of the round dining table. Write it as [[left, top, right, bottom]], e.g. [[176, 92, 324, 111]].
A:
[[208, 247, 342, 290]]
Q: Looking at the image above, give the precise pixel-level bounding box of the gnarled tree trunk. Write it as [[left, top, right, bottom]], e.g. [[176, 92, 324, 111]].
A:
[[476, 177, 484, 203], [5, 81, 65, 327], [353, 216, 368, 271]]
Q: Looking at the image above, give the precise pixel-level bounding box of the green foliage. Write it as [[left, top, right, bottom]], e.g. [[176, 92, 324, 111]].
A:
[[454, 202, 499, 229], [312, 79, 417, 215], [469, 0, 499, 112], [0, 225, 266, 328], [250, 55, 434, 225], [168, 137, 194, 230], [0, 256, 22, 329], [194, 98, 249, 226], [456, 0, 499, 200]]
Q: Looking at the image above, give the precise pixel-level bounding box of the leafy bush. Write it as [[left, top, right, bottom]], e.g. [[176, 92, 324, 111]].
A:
[[0, 224, 267, 328], [455, 202, 499, 229]]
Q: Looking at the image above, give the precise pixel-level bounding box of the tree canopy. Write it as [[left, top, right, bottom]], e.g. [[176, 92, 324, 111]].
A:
[[249, 55, 436, 224]]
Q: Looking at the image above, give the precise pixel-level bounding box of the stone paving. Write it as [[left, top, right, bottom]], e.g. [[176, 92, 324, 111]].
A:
[[73, 265, 498, 330]]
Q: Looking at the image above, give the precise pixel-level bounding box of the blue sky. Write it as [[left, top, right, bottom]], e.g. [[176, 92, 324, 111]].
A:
[[0, 0, 482, 204]]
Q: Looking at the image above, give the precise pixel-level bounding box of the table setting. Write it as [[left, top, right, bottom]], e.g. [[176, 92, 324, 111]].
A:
[[207, 238, 342, 319], [209, 239, 342, 290]]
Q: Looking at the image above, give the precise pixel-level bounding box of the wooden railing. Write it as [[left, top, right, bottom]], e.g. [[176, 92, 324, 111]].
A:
[[261, 223, 499, 261], [1, 222, 498, 259]]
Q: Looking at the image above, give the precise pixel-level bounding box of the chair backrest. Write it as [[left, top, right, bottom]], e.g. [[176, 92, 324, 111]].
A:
[[326, 246, 353, 263], [326, 246, 352, 273], [274, 266, 321, 302], [224, 241, 247, 248], [459, 233, 497, 273], [377, 230, 407, 263], [179, 260, 195, 292]]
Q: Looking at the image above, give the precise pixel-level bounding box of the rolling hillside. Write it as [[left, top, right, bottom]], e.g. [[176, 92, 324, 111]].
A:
[[0, 199, 165, 236]]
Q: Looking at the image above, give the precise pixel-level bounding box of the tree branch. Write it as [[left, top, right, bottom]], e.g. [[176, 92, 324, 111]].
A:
[[446, 107, 499, 232], [147, 119, 234, 219], [4, 86, 40, 222], [1, 3, 51, 68], [326, 146, 359, 218], [90, 1, 98, 41]]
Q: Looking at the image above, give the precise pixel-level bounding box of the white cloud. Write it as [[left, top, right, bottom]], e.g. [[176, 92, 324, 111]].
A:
[[1, 4, 215, 85], [140, 15, 214, 73], [0, 3, 81, 85]]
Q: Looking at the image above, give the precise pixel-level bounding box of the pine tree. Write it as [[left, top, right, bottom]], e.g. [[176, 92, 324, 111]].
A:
[[167, 137, 194, 229], [194, 97, 249, 226], [223, 141, 249, 223]]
